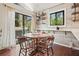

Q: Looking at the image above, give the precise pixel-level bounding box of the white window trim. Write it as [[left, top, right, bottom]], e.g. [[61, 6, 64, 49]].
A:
[[48, 8, 66, 28]]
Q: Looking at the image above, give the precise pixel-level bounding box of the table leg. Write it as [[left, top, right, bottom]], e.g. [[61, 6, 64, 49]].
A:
[[36, 38, 39, 52]]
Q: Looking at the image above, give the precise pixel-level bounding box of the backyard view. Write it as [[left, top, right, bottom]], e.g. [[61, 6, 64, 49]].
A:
[[15, 13, 32, 38], [24, 16, 32, 32], [50, 10, 64, 26]]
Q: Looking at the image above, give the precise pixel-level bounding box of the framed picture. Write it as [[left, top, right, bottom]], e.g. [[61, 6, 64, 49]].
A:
[[50, 10, 64, 26]]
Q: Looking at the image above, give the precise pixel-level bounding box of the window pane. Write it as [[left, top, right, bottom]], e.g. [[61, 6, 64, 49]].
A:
[[50, 13, 56, 25], [57, 11, 64, 25], [15, 13, 23, 39], [24, 16, 32, 33], [27, 16, 32, 32], [15, 13, 23, 28], [50, 10, 64, 26]]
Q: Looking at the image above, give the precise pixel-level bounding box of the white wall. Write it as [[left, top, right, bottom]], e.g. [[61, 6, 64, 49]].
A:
[[38, 3, 79, 30]]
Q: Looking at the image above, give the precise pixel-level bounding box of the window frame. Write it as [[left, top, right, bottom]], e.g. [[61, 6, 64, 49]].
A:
[[50, 10, 65, 26], [15, 12, 32, 35]]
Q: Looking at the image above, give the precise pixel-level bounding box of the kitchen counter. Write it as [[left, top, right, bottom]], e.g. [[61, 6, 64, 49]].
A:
[[70, 30, 79, 41], [38, 28, 79, 41], [52, 29, 79, 41], [56, 29, 79, 41]]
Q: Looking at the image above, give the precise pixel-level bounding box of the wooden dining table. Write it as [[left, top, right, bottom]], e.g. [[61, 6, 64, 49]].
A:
[[24, 32, 54, 55], [24, 32, 54, 38]]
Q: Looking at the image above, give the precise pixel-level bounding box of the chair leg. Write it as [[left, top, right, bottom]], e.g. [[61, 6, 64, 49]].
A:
[[50, 47, 54, 56], [25, 49, 27, 56], [19, 49, 21, 56], [47, 48, 49, 56]]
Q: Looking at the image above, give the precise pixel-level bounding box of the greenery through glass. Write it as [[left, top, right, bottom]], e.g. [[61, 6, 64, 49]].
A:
[[50, 10, 64, 26], [24, 16, 32, 32], [15, 13, 23, 27], [15, 13, 32, 38]]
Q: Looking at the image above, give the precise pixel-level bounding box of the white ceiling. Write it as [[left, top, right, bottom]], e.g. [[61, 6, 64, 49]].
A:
[[24, 3, 61, 12]]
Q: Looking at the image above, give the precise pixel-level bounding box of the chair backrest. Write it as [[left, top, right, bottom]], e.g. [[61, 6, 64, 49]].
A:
[[17, 36, 27, 49], [47, 35, 54, 47], [17, 36, 27, 43], [42, 32, 46, 34], [47, 36, 54, 41]]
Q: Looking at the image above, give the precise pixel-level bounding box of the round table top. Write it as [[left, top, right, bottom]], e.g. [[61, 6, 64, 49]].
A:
[[24, 33, 54, 39]]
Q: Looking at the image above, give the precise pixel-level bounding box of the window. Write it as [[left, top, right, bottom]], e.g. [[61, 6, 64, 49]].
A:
[[24, 15, 32, 33], [15, 13, 32, 38], [50, 10, 64, 26], [15, 13, 23, 38], [15, 13, 23, 27]]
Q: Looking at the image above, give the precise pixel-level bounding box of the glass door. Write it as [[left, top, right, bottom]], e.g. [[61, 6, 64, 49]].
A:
[[15, 13, 32, 38]]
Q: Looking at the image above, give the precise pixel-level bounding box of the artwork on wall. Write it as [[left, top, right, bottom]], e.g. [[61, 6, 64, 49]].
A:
[[50, 10, 64, 26]]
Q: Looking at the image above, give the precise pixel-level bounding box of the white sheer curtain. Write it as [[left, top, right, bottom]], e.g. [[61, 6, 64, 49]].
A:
[[0, 4, 16, 50], [0, 4, 2, 49]]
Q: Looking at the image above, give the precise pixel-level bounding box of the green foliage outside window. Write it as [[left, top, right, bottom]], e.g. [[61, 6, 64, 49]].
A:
[[15, 13, 20, 27], [50, 10, 64, 26]]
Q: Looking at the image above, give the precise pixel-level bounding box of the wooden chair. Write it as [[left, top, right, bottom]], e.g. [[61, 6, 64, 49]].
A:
[[38, 36, 54, 56], [17, 36, 35, 56], [47, 36, 54, 56]]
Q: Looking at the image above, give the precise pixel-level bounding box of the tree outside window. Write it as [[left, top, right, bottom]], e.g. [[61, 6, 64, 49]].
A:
[[50, 10, 64, 26]]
